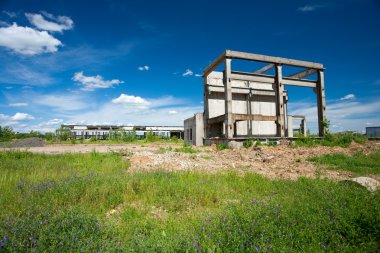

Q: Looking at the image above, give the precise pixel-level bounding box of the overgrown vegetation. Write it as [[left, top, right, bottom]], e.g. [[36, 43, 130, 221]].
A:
[[0, 125, 182, 145], [294, 132, 367, 147], [0, 151, 378, 251], [0, 126, 44, 142], [308, 150, 380, 175], [175, 142, 199, 153]]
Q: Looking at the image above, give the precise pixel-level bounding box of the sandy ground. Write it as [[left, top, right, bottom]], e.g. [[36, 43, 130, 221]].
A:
[[2, 141, 379, 181]]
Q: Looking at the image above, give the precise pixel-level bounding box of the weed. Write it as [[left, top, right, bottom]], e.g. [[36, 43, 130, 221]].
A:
[[216, 144, 228, 150], [308, 151, 380, 175], [0, 151, 379, 251]]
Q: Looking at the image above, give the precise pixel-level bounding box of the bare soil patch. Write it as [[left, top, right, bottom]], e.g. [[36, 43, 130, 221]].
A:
[[1, 141, 379, 181]]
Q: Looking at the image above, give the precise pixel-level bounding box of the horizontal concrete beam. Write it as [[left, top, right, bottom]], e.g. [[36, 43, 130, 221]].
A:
[[225, 50, 324, 69], [230, 71, 317, 88], [208, 113, 276, 124], [283, 78, 316, 88], [208, 85, 276, 96], [233, 114, 277, 122]]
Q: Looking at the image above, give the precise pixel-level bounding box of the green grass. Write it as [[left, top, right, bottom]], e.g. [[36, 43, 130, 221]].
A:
[[308, 151, 380, 175], [0, 151, 379, 252], [294, 133, 367, 148]]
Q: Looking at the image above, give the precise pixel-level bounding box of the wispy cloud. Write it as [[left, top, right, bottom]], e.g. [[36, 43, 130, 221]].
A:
[[0, 63, 55, 86], [339, 94, 355, 101], [0, 23, 62, 55], [9, 102, 28, 107], [34, 93, 89, 111], [2, 11, 17, 18], [26, 12, 73, 32], [182, 69, 193, 76], [288, 98, 380, 133], [298, 4, 322, 12], [72, 71, 124, 91], [138, 65, 150, 71]]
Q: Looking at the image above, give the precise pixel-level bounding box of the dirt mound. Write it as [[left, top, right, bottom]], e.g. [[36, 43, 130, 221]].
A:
[[0, 138, 46, 148]]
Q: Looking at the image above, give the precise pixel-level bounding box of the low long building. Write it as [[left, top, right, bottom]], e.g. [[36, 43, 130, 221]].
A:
[[61, 125, 184, 140]]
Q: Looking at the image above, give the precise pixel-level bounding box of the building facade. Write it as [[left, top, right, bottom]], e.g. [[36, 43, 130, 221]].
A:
[[62, 125, 184, 140]]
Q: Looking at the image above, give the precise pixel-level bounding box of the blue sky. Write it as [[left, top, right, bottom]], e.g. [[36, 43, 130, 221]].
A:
[[0, 0, 379, 133]]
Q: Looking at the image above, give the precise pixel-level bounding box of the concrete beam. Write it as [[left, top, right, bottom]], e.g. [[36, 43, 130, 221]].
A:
[[203, 51, 226, 77], [225, 50, 324, 69], [288, 68, 317, 79], [207, 85, 276, 96], [208, 114, 277, 124], [283, 78, 316, 88], [233, 114, 277, 122], [230, 71, 317, 88], [254, 63, 274, 74]]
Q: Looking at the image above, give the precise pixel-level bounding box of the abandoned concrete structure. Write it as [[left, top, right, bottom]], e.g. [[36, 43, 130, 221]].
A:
[[184, 50, 326, 146]]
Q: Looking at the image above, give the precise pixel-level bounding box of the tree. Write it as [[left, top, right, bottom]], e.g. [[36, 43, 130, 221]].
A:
[[0, 126, 15, 141]]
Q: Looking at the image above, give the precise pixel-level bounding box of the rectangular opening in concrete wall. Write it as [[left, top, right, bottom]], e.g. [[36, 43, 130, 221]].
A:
[[286, 85, 318, 135]]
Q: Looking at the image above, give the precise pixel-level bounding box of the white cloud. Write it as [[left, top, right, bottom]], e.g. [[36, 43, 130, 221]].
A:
[[195, 74, 202, 77], [9, 102, 28, 107], [168, 110, 178, 114], [288, 99, 380, 133], [11, 112, 34, 120], [0, 23, 62, 55], [298, 5, 321, 12], [339, 94, 355, 100], [0, 114, 9, 120], [45, 118, 64, 125], [138, 65, 150, 71], [72, 71, 124, 91], [5, 86, 13, 89], [34, 93, 89, 111], [68, 102, 202, 126], [25, 12, 73, 32], [112, 94, 151, 109], [182, 69, 193, 76]]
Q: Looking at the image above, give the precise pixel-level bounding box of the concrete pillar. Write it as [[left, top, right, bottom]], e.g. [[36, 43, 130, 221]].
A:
[[302, 118, 307, 136], [317, 70, 326, 137], [275, 65, 285, 138], [224, 58, 233, 140], [203, 75, 209, 139], [287, 115, 293, 137]]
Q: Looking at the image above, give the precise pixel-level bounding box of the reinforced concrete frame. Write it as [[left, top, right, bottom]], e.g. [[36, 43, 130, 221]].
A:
[[203, 50, 326, 143]]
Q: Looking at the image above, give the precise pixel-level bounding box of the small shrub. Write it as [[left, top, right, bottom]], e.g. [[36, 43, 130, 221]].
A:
[[243, 139, 254, 148], [216, 144, 228, 150], [89, 136, 97, 142]]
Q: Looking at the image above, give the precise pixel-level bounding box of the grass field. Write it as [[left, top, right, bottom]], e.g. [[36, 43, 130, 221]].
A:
[[0, 151, 379, 252], [308, 151, 380, 176]]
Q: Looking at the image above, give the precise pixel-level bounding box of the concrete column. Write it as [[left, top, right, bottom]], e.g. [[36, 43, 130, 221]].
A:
[[224, 58, 233, 140], [203, 75, 209, 139], [287, 116, 293, 137], [275, 65, 285, 138], [302, 118, 307, 136], [317, 70, 326, 137]]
